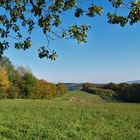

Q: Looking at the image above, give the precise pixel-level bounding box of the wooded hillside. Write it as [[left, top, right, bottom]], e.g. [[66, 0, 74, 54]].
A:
[[0, 56, 68, 99]]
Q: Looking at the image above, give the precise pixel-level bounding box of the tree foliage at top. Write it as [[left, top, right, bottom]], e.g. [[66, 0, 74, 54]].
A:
[[0, 0, 140, 59]]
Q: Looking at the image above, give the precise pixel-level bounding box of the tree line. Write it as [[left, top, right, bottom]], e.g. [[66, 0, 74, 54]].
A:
[[82, 82, 140, 103], [0, 56, 68, 99]]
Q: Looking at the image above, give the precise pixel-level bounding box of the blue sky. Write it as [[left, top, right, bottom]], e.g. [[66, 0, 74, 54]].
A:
[[5, 2, 140, 83]]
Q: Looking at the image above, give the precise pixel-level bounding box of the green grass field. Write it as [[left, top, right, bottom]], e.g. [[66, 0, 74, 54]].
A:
[[0, 91, 140, 140]]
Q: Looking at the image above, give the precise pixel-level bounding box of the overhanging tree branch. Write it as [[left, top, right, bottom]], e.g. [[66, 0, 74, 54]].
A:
[[0, 0, 140, 60]]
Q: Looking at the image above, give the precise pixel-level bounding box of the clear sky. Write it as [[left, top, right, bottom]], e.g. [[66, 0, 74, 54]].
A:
[[5, 2, 140, 83]]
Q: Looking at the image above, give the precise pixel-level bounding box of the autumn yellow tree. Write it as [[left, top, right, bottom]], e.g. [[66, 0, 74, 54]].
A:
[[56, 83, 68, 96], [0, 66, 9, 98], [37, 80, 57, 99], [37, 80, 50, 99]]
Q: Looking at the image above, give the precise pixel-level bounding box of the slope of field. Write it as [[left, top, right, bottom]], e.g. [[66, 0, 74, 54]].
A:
[[0, 91, 140, 140]]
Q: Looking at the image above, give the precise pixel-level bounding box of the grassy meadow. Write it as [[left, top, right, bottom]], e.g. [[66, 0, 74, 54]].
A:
[[0, 91, 140, 140]]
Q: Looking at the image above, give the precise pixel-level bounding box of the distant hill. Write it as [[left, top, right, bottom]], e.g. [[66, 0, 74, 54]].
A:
[[64, 83, 106, 91], [127, 80, 140, 84], [64, 83, 83, 91], [64, 81, 140, 91]]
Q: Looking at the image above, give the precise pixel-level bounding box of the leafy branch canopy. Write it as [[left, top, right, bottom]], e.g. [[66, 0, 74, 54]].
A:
[[0, 0, 139, 60]]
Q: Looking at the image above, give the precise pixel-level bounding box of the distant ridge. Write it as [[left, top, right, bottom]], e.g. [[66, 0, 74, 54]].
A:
[[64, 83, 106, 91], [64, 81, 140, 91], [127, 80, 140, 84], [64, 83, 83, 91]]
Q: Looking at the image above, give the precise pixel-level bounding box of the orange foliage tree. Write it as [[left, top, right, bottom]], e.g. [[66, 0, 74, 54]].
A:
[[0, 66, 9, 98]]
